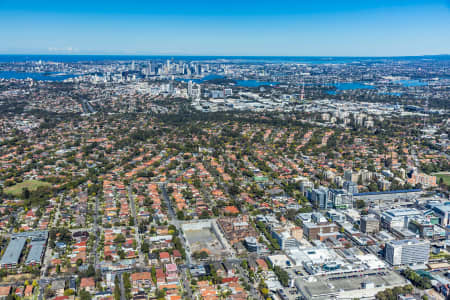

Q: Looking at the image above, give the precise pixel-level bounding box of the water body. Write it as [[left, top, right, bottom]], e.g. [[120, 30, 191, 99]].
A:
[[176, 74, 223, 83], [379, 92, 402, 96], [236, 80, 279, 87], [177, 75, 278, 87], [0, 71, 78, 81], [394, 80, 427, 87], [326, 82, 376, 95], [333, 82, 376, 90]]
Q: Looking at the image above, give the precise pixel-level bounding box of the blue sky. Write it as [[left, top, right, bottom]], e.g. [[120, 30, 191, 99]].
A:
[[0, 0, 449, 56]]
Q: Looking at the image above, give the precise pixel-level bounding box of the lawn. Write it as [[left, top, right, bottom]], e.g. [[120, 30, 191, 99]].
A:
[[4, 180, 52, 197], [434, 173, 450, 185]]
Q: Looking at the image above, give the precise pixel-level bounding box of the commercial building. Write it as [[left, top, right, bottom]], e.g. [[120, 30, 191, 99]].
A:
[[288, 246, 386, 276], [344, 170, 359, 183], [381, 208, 422, 230], [271, 229, 298, 250], [431, 204, 450, 226], [353, 189, 422, 202], [311, 212, 328, 224], [189, 265, 208, 277], [407, 219, 446, 240], [343, 181, 358, 194], [328, 189, 353, 209], [361, 215, 380, 234], [309, 187, 329, 209], [300, 180, 314, 196], [295, 269, 408, 300], [326, 210, 346, 223], [244, 237, 258, 252], [303, 222, 339, 241], [290, 227, 303, 241], [385, 239, 430, 266], [267, 254, 292, 268]]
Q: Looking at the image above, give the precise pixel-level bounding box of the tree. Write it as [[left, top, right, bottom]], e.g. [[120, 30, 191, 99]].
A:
[[138, 223, 147, 233], [22, 187, 30, 199], [141, 241, 149, 253], [114, 233, 126, 244], [402, 268, 432, 289], [199, 210, 210, 219], [64, 289, 75, 296], [176, 210, 185, 220], [259, 279, 269, 296], [81, 264, 95, 278], [114, 276, 121, 300], [368, 182, 379, 192], [150, 266, 157, 284], [156, 288, 166, 300], [273, 266, 290, 287], [229, 184, 240, 196], [355, 200, 366, 209], [375, 285, 413, 300], [193, 251, 209, 260]]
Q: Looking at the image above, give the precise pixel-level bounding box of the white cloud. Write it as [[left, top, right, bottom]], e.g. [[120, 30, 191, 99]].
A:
[[48, 46, 79, 52]]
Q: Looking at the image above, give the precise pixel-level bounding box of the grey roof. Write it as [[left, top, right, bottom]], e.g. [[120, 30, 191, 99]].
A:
[[388, 238, 429, 246], [433, 205, 450, 214], [25, 240, 46, 264], [353, 189, 421, 196], [14, 230, 48, 241], [0, 237, 26, 266], [51, 280, 66, 290], [384, 208, 421, 217]]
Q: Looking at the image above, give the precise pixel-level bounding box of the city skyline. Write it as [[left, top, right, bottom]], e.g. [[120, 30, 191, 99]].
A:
[[0, 4, 449, 298], [1, 0, 449, 56]]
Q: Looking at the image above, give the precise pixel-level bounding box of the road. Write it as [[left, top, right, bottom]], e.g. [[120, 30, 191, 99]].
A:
[[128, 183, 143, 267], [235, 263, 262, 300], [160, 183, 176, 220], [36, 276, 77, 300], [181, 268, 193, 299], [93, 195, 100, 268], [160, 183, 192, 265], [40, 195, 63, 278], [119, 273, 126, 300], [81, 100, 96, 114]]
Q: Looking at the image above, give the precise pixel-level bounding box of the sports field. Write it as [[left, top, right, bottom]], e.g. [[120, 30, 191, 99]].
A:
[[434, 173, 450, 185], [4, 180, 52, 197]]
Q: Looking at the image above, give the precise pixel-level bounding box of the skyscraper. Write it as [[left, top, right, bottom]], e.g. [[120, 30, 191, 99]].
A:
[[188, 80, 193, 98]]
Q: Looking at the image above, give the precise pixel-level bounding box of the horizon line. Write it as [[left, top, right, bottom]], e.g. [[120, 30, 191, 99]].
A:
[[0, 53, 449, 58]]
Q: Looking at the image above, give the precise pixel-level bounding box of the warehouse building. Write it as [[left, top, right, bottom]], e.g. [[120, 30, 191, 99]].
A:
[[0, 238, 26, 269], [25, 239, 46, 266], [0, 231, 48, 269]]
